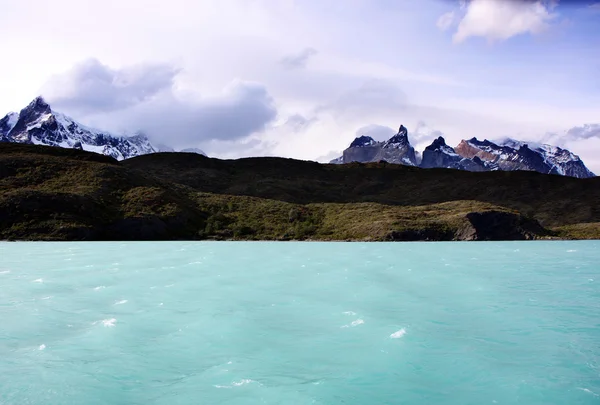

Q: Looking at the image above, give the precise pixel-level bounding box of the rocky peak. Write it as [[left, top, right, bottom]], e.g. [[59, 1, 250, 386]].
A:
[[425, 136, 448, 151], [0, 97, 167, 160], [420, 136, 473, 170], [383, 125, 410, 148], [7, 96, 53, 140], [349, 135, 377, 148], [18, 96, 51, 122]]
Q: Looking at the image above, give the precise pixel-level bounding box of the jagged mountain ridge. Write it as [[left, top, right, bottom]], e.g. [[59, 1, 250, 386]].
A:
[[331, 125, 595, 178], [342, 125, 418, 167], [0, 97, 206, 160]]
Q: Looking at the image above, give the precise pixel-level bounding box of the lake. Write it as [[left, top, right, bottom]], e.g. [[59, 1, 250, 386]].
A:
[[1, 241, 599, 404]]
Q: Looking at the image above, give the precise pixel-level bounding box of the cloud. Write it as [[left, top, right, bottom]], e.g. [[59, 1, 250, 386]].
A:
[[411, 121, 445, 145], [41, 58, 179, 114], [315, 150, 344, 163], [111, 80, 278, 147], [566, 123, 600, 140], [589, 2, 600, 11], [320, 79, 409, 122], [43, 59, 279, 148], [354, 124, 397, 141], [280, 48, 318, 70], [285, 114, 318, 132], [450, 0, 558, 43], [437, 11, 457, 30]]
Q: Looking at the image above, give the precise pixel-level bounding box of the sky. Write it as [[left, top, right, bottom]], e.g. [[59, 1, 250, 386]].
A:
[[1, 0, 599, 171]]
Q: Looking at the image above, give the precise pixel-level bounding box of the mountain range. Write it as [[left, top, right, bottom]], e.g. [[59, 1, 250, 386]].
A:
[[0, 97, 205, 160], [331, 125, 595, 179], [0, 97, 595, 179]]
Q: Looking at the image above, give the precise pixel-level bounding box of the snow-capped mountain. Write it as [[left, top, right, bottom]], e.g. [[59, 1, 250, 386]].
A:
[[335, 125, 418, 166], [494, 138, 594, 178], [420, 136, 488, 172], [330, 124, 595, 178], [455, 137, 594, 178], [0, 96, 209, 161], [0, 97, 157, 160]]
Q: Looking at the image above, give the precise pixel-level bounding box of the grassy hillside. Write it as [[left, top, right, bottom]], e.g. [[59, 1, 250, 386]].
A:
[[123, 152, 600, 227], [1, 143, 598, 241]]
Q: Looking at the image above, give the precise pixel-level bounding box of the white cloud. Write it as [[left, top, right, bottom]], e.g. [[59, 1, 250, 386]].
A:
[[280, 48, 318, 69], [354, 124, 397, 141], [47, 60, 280, 148], [437, 11, 456, 31], [451, 0, 558, 43], [42, 59, 179, 114], [565, 123, 600, 141]]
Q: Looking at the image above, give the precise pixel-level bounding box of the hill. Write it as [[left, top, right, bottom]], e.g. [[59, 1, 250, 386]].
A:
[[1, 143, 599, 241]]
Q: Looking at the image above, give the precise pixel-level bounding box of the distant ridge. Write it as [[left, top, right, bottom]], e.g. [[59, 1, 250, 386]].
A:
[[331, 125, 595, 178]]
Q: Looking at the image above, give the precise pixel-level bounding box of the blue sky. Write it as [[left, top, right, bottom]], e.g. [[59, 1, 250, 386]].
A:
[[1, 0, 599, 171]]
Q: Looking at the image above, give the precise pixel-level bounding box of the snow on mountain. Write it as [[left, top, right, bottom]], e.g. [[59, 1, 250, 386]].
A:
[[381, 125, 410, 149], [156, 143, 176, 152], [333, 125, 418, 166], [494, 137, 594, 178], [0, 112, 18, 136], [331, 124, 594, 178], [420, 136, 488, 172], [454, 137, 594, 178], [0, 96, 209, 161], [349, 135, 377, 148], [329, 156, 344, 164]]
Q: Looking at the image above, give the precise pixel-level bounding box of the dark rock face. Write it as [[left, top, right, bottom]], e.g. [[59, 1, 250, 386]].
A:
[[376, 125, 418, 165], [385, 211, 550, 242], [420, 136, 489, 172], [456, 211, 550, 241], [343, 144, 381, 163], [338, 125, 418, 166], [350, 135, 377, 148]]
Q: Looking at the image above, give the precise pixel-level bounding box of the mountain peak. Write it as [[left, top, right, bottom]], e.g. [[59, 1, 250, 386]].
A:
[[425, 136, 447, 151], [0, 98, 164, 160], [23, 96, 51, 114], [398, 125, 408, 136], [383, 124, 410, 148], [349, 135, 377, 148]]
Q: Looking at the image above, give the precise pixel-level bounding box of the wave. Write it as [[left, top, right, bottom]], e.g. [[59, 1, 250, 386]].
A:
[[390, 328, 407, 339], [215, 379, 257, 389]]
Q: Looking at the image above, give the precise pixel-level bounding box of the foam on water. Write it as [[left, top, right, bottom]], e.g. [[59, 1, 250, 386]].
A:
[[1, 241, 599, 405], [94, 318, 117, 327], [342, 318, 365, 328], [390, 328, 407, 339]]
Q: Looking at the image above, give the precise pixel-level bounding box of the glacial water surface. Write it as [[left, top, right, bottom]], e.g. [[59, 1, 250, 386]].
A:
[[1, 241, 599, 404]]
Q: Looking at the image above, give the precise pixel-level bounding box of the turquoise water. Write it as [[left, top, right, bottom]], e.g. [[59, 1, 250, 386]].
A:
[[1, 242, 599, 405]]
